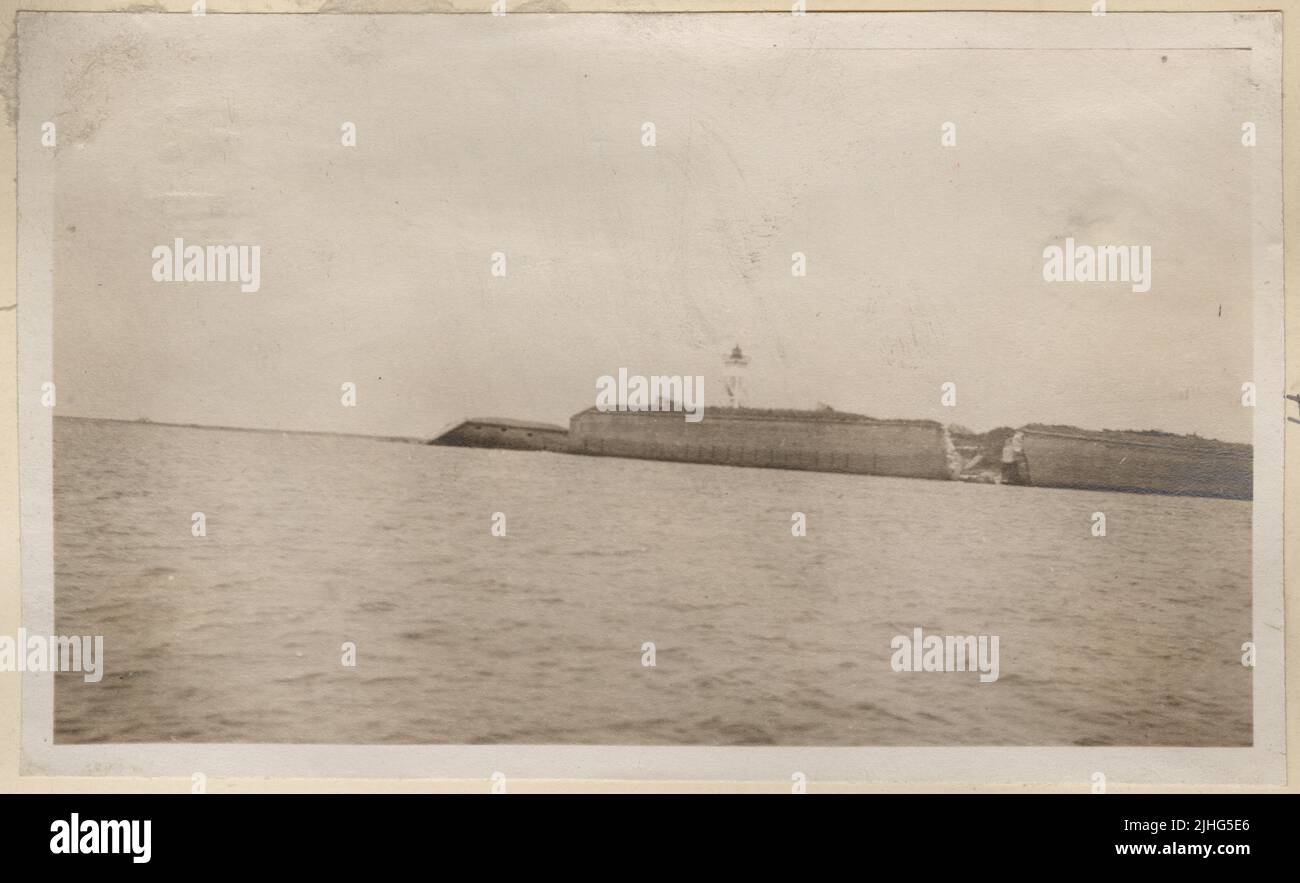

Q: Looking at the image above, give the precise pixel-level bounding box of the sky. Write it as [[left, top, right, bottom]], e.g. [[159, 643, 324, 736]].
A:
[[30, 13, 1257, 442]]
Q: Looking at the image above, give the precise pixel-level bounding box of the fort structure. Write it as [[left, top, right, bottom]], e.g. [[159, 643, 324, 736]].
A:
[[430, 417, 570, 452], [1016, 427, 1252, 500], [568, 406, 955, 480], [428, 346, 1253, 500]]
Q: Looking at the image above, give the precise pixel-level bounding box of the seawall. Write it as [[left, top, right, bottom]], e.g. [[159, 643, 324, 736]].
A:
[[1018, 428, 1252, 500], [566, 407, 955, 480], [428, 411, 1253, 500], [431, 418, 571, 452]]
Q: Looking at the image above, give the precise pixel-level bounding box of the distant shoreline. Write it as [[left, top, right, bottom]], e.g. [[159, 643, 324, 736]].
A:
[[53, 415, 427, 446]]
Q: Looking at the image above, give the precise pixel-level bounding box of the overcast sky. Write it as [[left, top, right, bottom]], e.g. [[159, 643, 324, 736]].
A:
[[30, 13, 1255, 442]]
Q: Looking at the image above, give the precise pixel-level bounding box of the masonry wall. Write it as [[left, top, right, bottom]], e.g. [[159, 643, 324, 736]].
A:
[[433, 421, 571, 453], [1019, 430, 1252, 500], [569, 410, 953, 480]]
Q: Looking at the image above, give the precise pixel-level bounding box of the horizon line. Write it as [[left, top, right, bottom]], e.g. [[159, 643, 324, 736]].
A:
[[51, 412, 1252, 450], [53, 415, 429, 445]]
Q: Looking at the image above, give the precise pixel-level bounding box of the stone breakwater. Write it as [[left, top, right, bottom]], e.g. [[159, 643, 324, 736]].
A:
[[430, 409, 1252, 501]]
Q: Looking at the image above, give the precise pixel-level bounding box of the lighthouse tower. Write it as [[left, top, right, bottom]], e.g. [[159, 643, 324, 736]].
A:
[[722, 344, 750, 409]]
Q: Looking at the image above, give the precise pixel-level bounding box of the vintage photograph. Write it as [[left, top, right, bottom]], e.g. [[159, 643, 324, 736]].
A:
[[13, 10, 1284, 781]]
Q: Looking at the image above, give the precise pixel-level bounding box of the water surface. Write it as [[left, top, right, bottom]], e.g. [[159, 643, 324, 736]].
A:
[[53, 418, 1251, 746]]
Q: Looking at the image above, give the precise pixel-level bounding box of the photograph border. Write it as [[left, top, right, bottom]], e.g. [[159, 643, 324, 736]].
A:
[[1, 0, 1292, 792]]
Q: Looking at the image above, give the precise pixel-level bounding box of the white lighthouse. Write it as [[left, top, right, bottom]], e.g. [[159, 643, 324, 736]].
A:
[[722, 344, 750, 408]]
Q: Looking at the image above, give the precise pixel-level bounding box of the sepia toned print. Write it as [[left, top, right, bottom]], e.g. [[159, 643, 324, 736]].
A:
[[16, 10, 1284, 783]]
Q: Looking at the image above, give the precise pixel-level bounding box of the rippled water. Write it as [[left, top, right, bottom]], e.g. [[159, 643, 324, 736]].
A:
[[53, 418, 1251, 746]]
